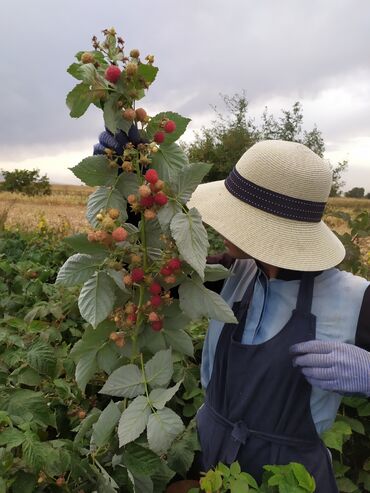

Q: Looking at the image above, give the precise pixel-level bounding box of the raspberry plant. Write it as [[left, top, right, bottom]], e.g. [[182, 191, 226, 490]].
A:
[[56, 28, 237, 491]]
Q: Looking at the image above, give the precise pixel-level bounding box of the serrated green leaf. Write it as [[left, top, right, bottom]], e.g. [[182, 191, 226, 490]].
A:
[[22, 430, 47, 471], [67, 62, 84, 80], [14, 367, 41, 386], [163, 328, 194, 357], [123, 442, 161, 476], [78, 271, 116, 328], [56, 253, 100, 287], [156, 201, 182, 230], [167, 424, 199, 478], [151, 143, 189, 182], [336, 477, 358, 493], [77, 63, 98, 83], [115, 172, 140, 198], [70, 155, 117, 187], [100, 364, 145, 398], [175, 162, 212, 203], [336, 414, 365, 435], [147, 407, 184, 454], [27, 341, 57, 376], [75, 350, 98, 393], [171, 209, 209, 280], [204, 264, 232, 282], [106, 269, 129, 292], [91, 401, 121, 448], [322, 421, 352, 452], [149, 381, 182, 410], [179, 279, 238, 323], [0, 428, 25, 448], [291, 462, 316, 491], [86, 186, 127, 227], [104, 93, 121, 134], [66, 82, 92, 117], [70, 321, 116, 361], [230, 461, 241, 477], [64, 233, 109, 255], [118, 396, 151, 447], [145, 349, 173, 388], [2, 390, 55, 429], [137, 63, 159, 86]]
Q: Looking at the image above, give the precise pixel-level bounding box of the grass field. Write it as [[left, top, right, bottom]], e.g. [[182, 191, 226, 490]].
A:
[[0, 186, 369, 241]]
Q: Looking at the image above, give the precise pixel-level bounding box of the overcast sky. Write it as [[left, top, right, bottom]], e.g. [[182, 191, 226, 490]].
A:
[[1, 0, 369, 191]]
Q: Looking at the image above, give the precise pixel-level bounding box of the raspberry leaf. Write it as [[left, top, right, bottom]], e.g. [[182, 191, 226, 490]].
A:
[[162, 328, 194, 357], [115, 172, 140, 198], [149, 381, 182, 410], [86, 187, 127, 227], [145, 349, 173, 388], [150, 143, 189, 182], [78, 272, 116, 328], [66, 82, 93, 118], [100, 364, 145, 398], [91, 401, 121, 449], [56, 254, 101, 287], [175, 162, 213, 203], [63, 233, 109, 255], [170, 209, 209, 280], [118, 396, 151, 447], [70, 155, 117, 187], [179, 279, 238, 323], [147, 407, 184, 454]]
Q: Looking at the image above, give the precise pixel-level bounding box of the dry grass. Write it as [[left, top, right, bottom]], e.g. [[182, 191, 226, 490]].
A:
[[0, 189, 369, 246]]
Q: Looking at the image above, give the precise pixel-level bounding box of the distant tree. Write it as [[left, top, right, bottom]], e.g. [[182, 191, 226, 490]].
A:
[[185, 94, 334, 183], [345, 187, 365, 198], [1, 169, 51, 196], [366, 192, 370, 199], [329, 160, 348, 197], [186, 92, 259, 182], [261, 102, 325, 157]]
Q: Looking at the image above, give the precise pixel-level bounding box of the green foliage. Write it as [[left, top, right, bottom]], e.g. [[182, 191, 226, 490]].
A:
[[185, 94, 347, 196], [345, 187, 365, 198], [189, 460, 316, 492], [0, 168, 51, 196]]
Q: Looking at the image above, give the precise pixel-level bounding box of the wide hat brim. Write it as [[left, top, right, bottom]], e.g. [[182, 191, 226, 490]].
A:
[[188, 179, 346, 271]]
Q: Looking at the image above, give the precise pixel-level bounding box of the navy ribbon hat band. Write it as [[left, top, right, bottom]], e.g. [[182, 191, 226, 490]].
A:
[[225, 167, 326, 223]]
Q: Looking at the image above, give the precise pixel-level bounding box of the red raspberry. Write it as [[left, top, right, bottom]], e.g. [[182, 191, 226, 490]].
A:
[[154, 192, 168, 206], [145, 169, 159, 184], [160, 266, 172, 276], [140, 196, 155, 208], [126, 313, 137, 325], [150, 295, 162, 307], [154, 131, 165, 144], [105, 65, 121, 83], [112, 227, 128, 242], [151, 320, 163, 331], [167, 258, 181, 271], [149, 282, 162, 295], [131, 268, 145, 283], [164, 120, 176, 133]]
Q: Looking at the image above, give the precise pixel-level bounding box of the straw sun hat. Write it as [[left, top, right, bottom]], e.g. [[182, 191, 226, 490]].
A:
[[188, 140, 345, 271]]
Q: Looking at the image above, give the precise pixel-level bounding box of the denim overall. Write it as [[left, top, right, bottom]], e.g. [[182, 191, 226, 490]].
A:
[[197, 272, 338, 492]]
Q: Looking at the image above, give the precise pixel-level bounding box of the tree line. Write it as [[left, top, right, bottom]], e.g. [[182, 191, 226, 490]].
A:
[[1, 94, 368, 198]]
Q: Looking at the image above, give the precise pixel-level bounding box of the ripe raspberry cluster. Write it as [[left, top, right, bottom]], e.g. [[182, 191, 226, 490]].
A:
[[87, 208, 129, 247], [127, 168, 169, 221], [153, 118, 176, 145]]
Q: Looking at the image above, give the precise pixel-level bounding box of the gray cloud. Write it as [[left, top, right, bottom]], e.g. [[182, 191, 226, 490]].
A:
[[1, 0, 370, 162]]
